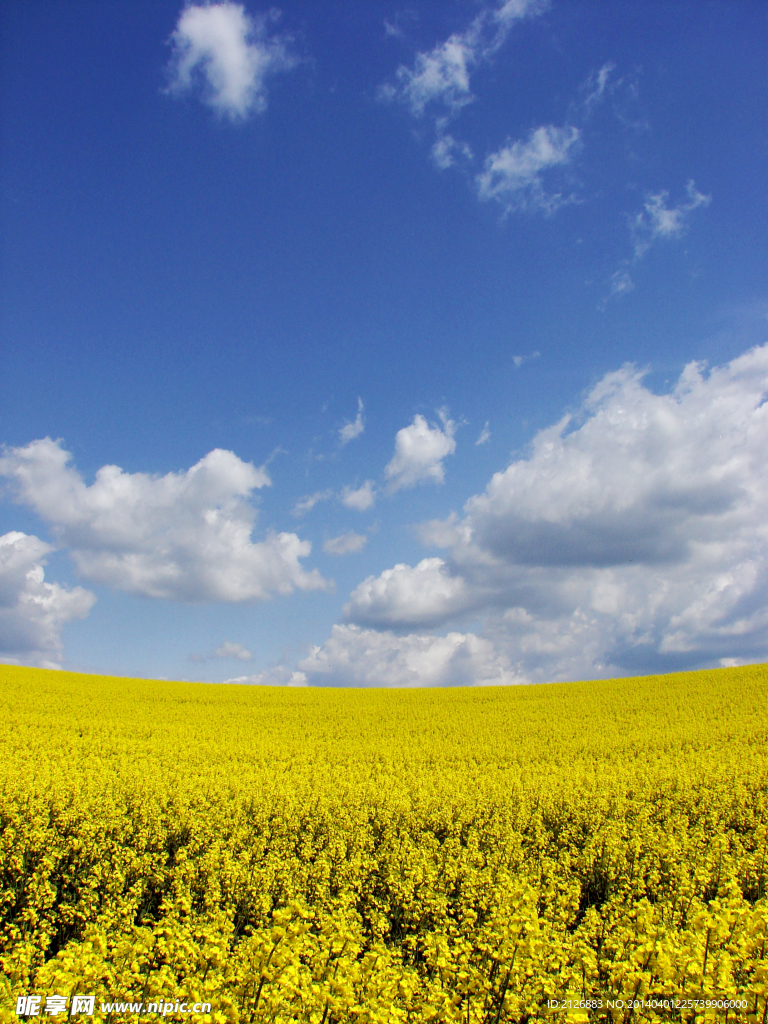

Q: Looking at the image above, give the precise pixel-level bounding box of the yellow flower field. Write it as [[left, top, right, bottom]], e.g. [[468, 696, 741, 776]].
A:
[[1, 663, 766, 1023]]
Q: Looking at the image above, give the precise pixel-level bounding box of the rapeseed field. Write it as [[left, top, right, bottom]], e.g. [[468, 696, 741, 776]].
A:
[[1, 663, 766, 1023]]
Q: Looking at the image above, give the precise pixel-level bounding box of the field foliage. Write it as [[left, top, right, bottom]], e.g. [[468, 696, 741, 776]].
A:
[[1, 663, 767, 1023]]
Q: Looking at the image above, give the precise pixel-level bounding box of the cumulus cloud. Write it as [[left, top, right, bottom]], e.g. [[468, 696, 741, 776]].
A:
[[344, 557, 478, 628], [0, 439, 328, 603], [0, 531, 95, 664], [379, 0, 548, 117], [384, 410, 457, 493], [292, 489, 334, 517], [339, 398, 365, 445], [297, 623, 524, 687], [355, 344, 768, 679], [166, 2, 297, 119], [323, 532, 367, 556], [631, 180, 711, 259], [476, 125, 580, 214], [340, 480, 376, 512], [433, 346, 768, 570]]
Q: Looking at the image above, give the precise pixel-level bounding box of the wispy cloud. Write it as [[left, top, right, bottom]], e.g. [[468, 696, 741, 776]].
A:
[[608, 269, 635, 300], [339, 397, 365, 445], [214, 640, 252, 660], [581, 62, 616, 115], [191, 640, 253, 663], [631, 180, 711, 259], [476, 125, 580, 214], [378, 2, 592, 221], [512, 350, 540, 368], [379, 1, 551, 195], [292, 488, 334, 516], [476, 422, 491, 446], [604, 180, 711, 305], [379, 0, 548, 117], [323, 531, 367, 556], [431, 128, 473, 170], [574, 63, 647, 131], [166, 2, 298, 119]]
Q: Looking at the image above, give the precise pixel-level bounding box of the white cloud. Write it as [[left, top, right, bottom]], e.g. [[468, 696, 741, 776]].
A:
[[166, 2, 297, 119], [0, 439, 328, 603], [609, 268, 635, 298], [340, 480, 376, 512], [292, 489, 334, 516], [379, 2, 561, 212], [0, 531, 95, 663], [191, 639, 253, 663], [631, 180, 711, 259], [380, 0, 548, 117], [344, 557, 477, 628], [339, 398, 365, 445], [297, 624, 524, 687], [214, 640, 252, 660], [384, 19, 405, 40], [323, 532, 367, 556], [512, 350, 540, 368], [431, 129, 473, 170], [436, 346, 768, 571], [575, 63, 647, 131], [384, 410, 457, 492], [582, 62, 615, 114], [357, 345, 768, 678], [476, 422, 491, 446], [377, 27, 472, 116], [604, 181, 711, 304], [476, 125, 580, 214], [223, 665, 307, 685]]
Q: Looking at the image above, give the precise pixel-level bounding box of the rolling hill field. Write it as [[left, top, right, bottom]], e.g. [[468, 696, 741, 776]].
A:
[[1, 664, 766, 1022]]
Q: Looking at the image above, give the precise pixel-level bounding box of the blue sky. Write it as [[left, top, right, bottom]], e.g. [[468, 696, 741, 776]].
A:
[[1, 0, 766, 685]]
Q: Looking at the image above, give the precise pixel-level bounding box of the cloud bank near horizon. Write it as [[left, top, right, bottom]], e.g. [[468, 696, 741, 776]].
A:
[[325, 344, 768, 683], [3, 346, 766, 683]]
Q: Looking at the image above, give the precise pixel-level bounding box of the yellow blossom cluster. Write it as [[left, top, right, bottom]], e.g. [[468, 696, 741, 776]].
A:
[[0, 663, 766, 1023]]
